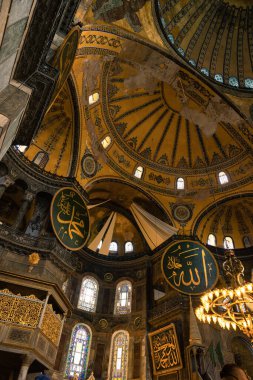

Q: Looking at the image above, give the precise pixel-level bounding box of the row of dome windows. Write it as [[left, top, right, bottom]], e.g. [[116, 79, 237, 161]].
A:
[[97, 241, 133, 253], [76, 277, 132, 314], [207, 234, 251, 249], [165, 32, 253, 88]]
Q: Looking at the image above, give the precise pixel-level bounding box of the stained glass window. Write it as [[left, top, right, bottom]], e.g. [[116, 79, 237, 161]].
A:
[[218, 171, 229, 185], [78, 276, 99, 312], [125, 241, 133, 253], [65, 324, 91, 379], [177, 177, 185, 190], [109, 331, 129, 380], [224, 236, 234, 249], [207, 234, 216, 246], [134, 166, 143, 179], [114, 281, 132, 314]]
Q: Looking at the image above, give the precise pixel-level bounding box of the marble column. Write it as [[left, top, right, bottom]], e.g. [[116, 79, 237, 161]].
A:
[[12, 191, 34, 230], [17, 354, 33, 380], [0, 175, 14, 199]]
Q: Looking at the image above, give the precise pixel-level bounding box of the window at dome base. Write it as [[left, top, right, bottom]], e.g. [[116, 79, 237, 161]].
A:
[[243, 236, 251, 248], [109, 331, 129, 380], [101, 135, 111, 149], [177, 47, 185, 56], [229, 77, 239, 87], [65, 324, 91, 379], [201, 68, 209, 76], [224, 236, 234, 249], [168, 34, 174, 44], [88, 92, 99, 105], [189, 59, 196, 67], [218, 171, 229, 185], [134, 166, 143, 179], [125, 241, 133, 253], [33, 151, 49, 169], [245, 78, 253, 89], [207, 234, 216, 246], [109, 241, 118, 252], [176, 177, 185, 190], [114, 281, 132, 315], [78, 276, 99, 312], [214, 74, 223, 83]]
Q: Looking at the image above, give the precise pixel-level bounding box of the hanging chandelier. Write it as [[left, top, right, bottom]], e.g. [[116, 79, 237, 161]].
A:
[[195, 249, 253, 342]]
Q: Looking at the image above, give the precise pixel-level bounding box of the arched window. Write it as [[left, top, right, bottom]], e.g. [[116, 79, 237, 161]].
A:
[[125, 241, 133, 253], [97, 240, 103, 250], [218, 171, 229, 185], [229, 77, 239, 87], [214, 74, 223, 83], [65, 324, 91, 379], [201, 68, 209, 76], [176, 177, 185, 190], [207, 234, 216, 246], [88, 92, 99, 105], [15, 145, 27, 153], [78, 276, 99, 312], [245, 78, 253, 89], [109, 241, 118, 252], [101, 135, 111, 149], [224, 236, 234, 249], [243, 236, 251, 248], [114, 281, 132, 315], [33, 151, 49, 169], [62, 278, 69, 294], [109, 330, 129, 380], [134, 166, 143, 179]]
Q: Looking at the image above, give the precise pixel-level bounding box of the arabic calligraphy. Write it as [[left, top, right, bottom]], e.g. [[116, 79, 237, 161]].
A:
[[161, 240, 219, 295], [50, 188, 89, 251], [149, 324, 182, 375]]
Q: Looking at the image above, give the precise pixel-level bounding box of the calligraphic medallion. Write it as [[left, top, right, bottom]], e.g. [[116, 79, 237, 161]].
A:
[[50, 187, 89, 251], [162, 240, 219, 295], [149, 324, 182, 375]]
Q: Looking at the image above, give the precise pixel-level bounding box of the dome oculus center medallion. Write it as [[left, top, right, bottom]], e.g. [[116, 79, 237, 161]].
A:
[[50, 187, 89, 251], [162, 240, 219, 295]]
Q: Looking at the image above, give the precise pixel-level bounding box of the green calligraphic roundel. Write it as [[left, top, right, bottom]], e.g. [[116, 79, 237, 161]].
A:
[[50, 187, 90, 251], [161, 240, 219, 295]]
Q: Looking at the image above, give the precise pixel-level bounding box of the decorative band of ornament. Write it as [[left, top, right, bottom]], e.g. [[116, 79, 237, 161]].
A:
[[41, 304, 62, 345], [0, 289, 62, 345]]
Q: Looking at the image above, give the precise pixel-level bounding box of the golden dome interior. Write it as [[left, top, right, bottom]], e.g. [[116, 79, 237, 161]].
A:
[[16, 1, 253, 250]]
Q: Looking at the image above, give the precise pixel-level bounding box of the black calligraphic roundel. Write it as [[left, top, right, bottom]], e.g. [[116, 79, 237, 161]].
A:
[[50, 187, 90, 251], [161, 240, 219, 295]]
